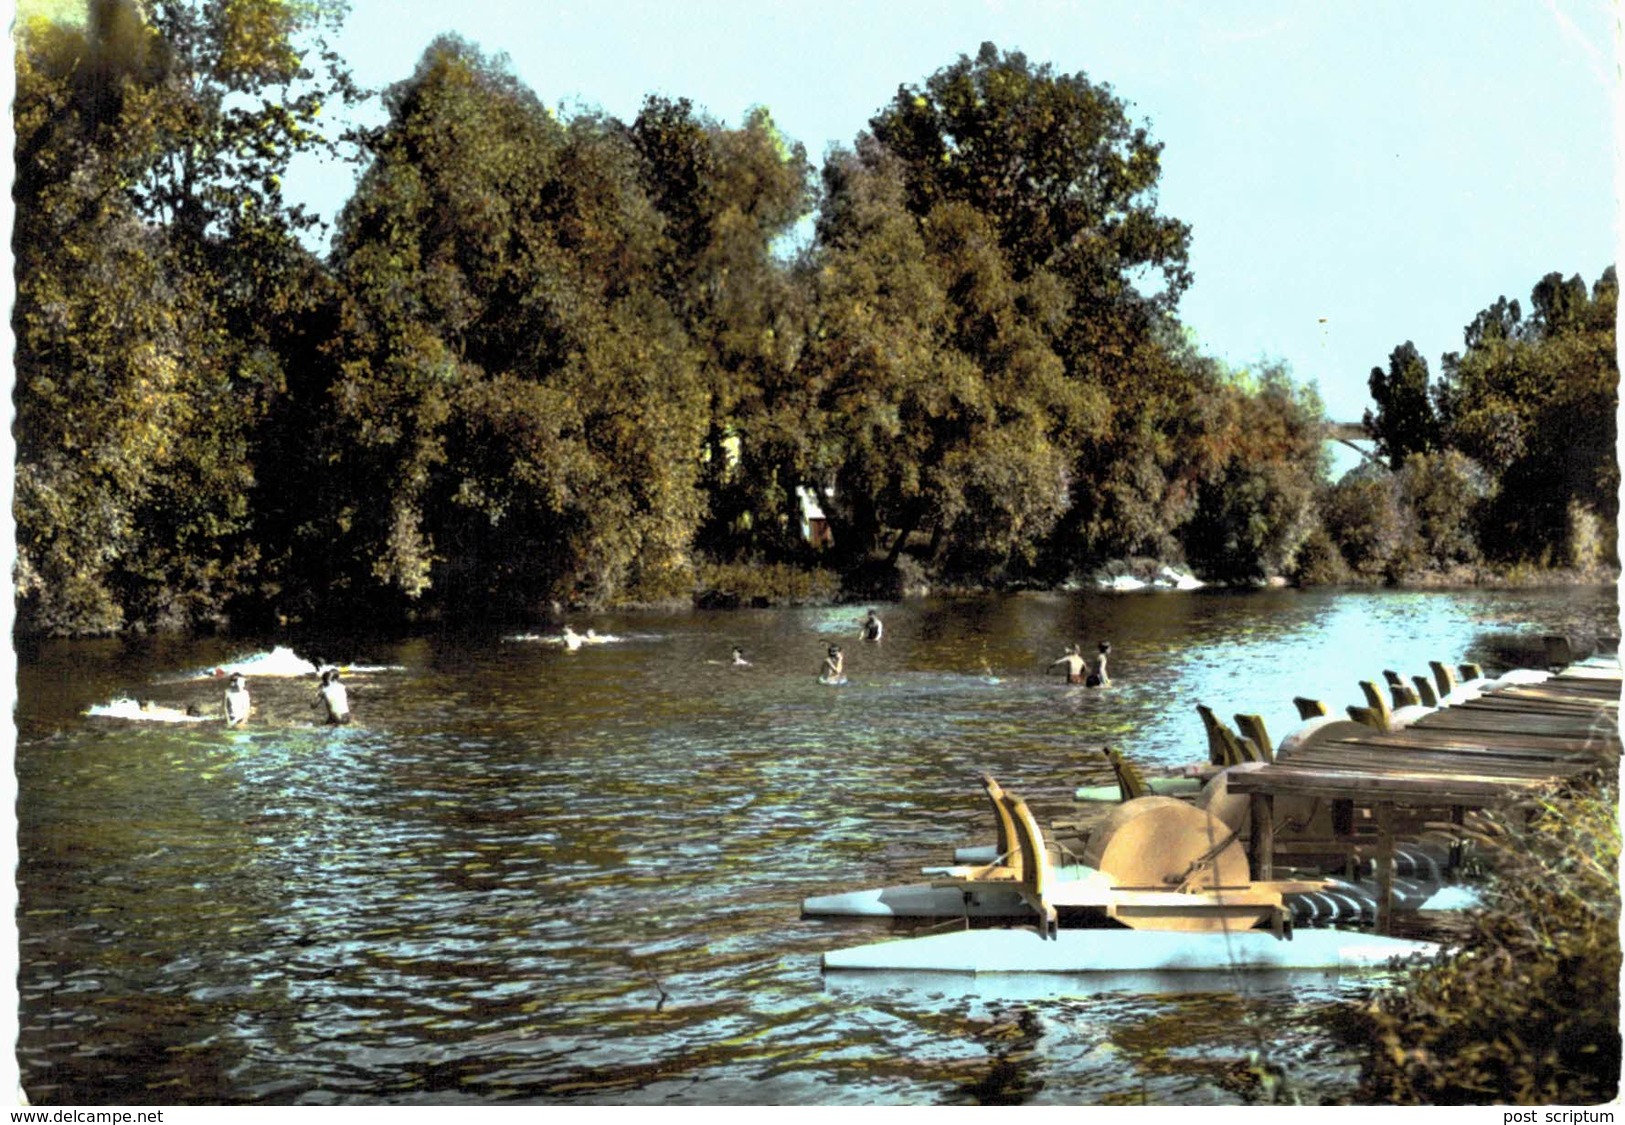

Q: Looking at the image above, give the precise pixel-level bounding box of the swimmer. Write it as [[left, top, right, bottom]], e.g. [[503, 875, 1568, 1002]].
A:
[[1049, 644, 1087, 685], [822, 644, 845, 682], [1086, 641, 1112, 688], [562, 625, 584, 651], [316, 668, 352, 725], [224, 674, 251, 728], [861, 609, 883, 643], [732, 646, 752, 667]]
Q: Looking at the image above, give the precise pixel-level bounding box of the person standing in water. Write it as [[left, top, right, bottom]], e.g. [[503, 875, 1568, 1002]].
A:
[[224, 674, 251, 728], [562, 625, 584, 651], [316, 668, 352, 725], [861, 610, 883, 643], [822, 644, 845, 682], [1086, 641, 1112, 688], [1049, 644, 1087, 684]]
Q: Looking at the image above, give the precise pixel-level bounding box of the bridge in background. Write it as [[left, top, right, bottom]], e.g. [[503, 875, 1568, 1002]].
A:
[[1325, 421, 1380, 465]]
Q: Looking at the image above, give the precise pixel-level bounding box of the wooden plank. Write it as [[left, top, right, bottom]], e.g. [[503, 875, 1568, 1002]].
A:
[[1225, 764, 1541, 795], [1312, 732, 1595, 758], [1279, 757, 1578, 783], [1280, 747, 1586, 773], [1423, 702, 1612, 721], [1449, 702, 1612, 721], [1163, 655, 1617, 886], [1553, 666, 1624, 683], [1490, 682, 1621, 702], [1224, 767, 1535, 804], [1248, 793, 1274, 881], [1318, 728, 1616, 756], [1476, 679, 1617, 696], [1315, 735, 1588, 761], [1449, 690, 1615, 707], [1408, 712, 1615, 738], [1300, 754, 1592, 783]]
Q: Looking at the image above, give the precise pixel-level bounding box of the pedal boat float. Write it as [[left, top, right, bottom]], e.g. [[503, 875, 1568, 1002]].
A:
[[811, 777, 1439, 975]]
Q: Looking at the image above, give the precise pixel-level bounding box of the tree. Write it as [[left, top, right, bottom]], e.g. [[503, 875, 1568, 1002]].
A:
[[628, 96, 816, 562], [1053, 325, 1203, 565], [867, 42, 1191, 381], [867, 43, 1190, 297], [1320, 465, 1412, 582], [13, 0, 354, 633], [1436, 268, 1617, 564], [1364, 341, 1441, 469], [797, 140, 1077, 585], [1179, 361, 1326, 582], [847, 45, 1202, 580], [1394, 450, 1488, 569], [131, 0, 359, 247], [324, 37, 710, 614]]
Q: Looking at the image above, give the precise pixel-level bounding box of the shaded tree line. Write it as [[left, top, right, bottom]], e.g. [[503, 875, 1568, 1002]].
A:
[[1340, 268, 1619, 583], [13, 5, 1616, 636]]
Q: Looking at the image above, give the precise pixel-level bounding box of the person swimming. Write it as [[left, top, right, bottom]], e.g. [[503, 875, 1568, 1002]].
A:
[[317, 668, 352, 725], [224, 674, 251, 728], [1049, 644, 1087, 684], [861, 610, 883, 643], [822, 644, 845, 683], [1086, 641, 1112, 688], [732, 646, 752, 667]]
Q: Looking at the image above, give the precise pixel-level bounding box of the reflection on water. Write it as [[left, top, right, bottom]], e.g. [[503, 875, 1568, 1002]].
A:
[[16, 587, 1618, 1104]]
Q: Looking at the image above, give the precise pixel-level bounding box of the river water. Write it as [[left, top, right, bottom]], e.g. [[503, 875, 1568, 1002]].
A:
[[14, 585, 1618, 1105]]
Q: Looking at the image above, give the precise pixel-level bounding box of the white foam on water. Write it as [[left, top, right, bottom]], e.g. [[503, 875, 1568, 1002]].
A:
[[182, 647, 406, 678], [86, 699, 210, 723]]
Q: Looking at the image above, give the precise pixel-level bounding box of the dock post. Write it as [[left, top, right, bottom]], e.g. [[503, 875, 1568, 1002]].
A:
[[1375, 803, 1395, 935], [1332, 799, 1356, 879], [1248, 793, 1275, 881]]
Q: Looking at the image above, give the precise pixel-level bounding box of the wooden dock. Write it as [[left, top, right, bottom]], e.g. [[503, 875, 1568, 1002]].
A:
[[1223, 657, 1620, 932]]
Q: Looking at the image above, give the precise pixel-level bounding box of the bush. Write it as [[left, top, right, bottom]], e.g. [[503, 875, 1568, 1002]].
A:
[[1182, 461, 1317, 583], [1321, 466, 1413, 581], [1353, 781, 1621, 1104], [692, 561, 841, 607], [1291, 525, 1351, 586], [1566, 502, 1610, 573], [1395, 450, 1488, 568]]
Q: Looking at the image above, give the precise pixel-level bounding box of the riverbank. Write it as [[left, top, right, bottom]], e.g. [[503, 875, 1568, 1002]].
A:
[[685, 556, 1618, 614], [15, 555, 1617, 640], [1350, 777, 1620, 1104]]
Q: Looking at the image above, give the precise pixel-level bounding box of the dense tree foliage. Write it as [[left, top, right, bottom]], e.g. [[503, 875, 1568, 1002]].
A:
[[1362, 268, 1619, 571], [799, 139, 1081, 584], [1363, 341, 1440, 469], [1439, 269, 1619, 565], [628, 95, 816, 563], [321, 38, 716, 612], [12, 10, 1615, 635], [14, 0, 354, 634], [863, 43, 1202, 578], [1179, 362, 1325, 583]]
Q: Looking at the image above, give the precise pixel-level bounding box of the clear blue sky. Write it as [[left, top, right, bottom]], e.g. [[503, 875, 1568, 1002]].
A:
[[285, 2, 1620, 424]]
